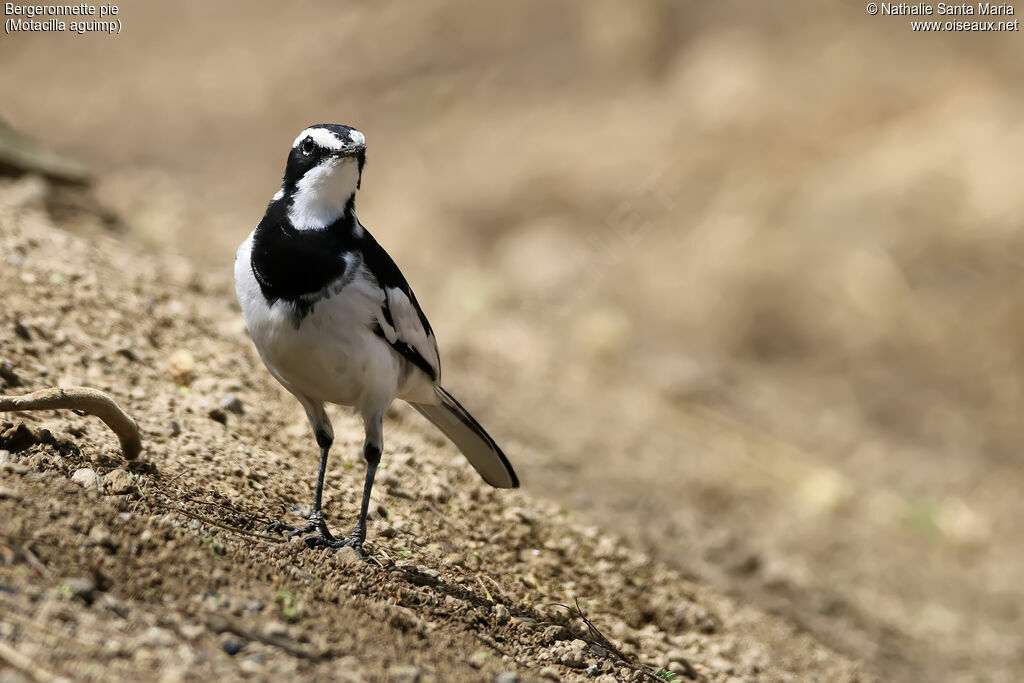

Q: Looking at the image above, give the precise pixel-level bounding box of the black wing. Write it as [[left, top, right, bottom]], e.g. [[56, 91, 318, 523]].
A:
[[360, 226, 441, 382]]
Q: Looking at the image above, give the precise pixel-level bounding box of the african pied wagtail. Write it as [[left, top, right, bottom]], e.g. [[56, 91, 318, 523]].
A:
[[234, 124, 519, 559]]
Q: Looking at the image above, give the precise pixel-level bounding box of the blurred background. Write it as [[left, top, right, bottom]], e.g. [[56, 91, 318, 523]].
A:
[[2, 2, 1023, 680]]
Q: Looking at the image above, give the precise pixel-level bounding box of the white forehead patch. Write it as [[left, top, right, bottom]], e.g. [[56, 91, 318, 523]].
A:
[[292, 127, 346, 151], [348, 129, 365, 146]]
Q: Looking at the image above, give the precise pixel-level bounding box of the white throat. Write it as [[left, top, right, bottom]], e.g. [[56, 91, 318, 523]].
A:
[[287, 157, 360, 229]]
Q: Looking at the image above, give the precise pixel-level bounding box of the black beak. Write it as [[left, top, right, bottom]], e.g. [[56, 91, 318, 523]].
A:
[[333, 143, 366, 159]]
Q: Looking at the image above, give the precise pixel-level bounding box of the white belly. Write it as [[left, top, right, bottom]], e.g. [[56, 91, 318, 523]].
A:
[[234, 234, 408, 412]]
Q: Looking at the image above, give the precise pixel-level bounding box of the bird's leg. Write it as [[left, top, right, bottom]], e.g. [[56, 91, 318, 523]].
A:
[[320, 412, 383, 560], [336, 440, 380, 559], [268, 414, 339, 542], [288, 439, 379, 557], [269, 409, 383, 561]]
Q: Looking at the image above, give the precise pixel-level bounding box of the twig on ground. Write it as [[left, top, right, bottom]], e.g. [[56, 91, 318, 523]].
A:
[[148, 500, 284, 543], [19, 542, 49, 578], [163, 469, 190, 487], [204, 614, 317, 659], [422, 500, 458, 529], [472, 631, 515, 659], [475, 574, 494, 602], [178, 493, 277, 527], [0, 387, 142, 460], [555, 598, 699, 681], [481, 574, 508, 602]]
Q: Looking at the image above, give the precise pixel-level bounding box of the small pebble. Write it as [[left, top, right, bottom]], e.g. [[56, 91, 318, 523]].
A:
[[180, 624, 204, 641], [104, 468, 136, 495], [262, 621, 289, 638], [0, 359, 21, 387], [417, 566, 440, 581], [494, 673, 519, 683], [708, 656, 734, 674], [0, 486, 23, 501], [207, 408, 228, 425], [222, 393, 244, 415], [539, 667, 560, 681], [61, 577, 97, 604], [386, 664, 422, 683], [222, 636, 246, 656], [167, 349, 195, 384], [560, 645, 587, 668], [493, 603, 510, 625], [542, 625, 569, 643], [335, 546, 363, 567], [12, 320, 30, 340], [0, 461, 28, 475], [71, 467, 103, 493], [89, 525, 116, 549]]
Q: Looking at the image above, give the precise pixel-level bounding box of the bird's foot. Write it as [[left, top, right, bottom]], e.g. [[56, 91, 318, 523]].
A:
[[267, 515, 336, 543], [334, 530, 367, 560], [302, 528, 367, 560], [267, 516, 367, 560]]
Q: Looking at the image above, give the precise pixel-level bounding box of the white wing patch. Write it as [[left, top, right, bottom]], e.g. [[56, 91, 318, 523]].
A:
[[377, 286, 440, 382]]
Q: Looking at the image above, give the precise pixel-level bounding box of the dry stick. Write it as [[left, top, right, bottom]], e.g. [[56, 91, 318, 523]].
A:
[[147, 500, 285, 543], [19, 542, 49, 578], [556, 598, 699, 681], [0, 387, 142, 460], [421, 500, 459, 529], [204, 614, 317, 659], [179, 493, 277, 527], [475, 575, 494, 602]]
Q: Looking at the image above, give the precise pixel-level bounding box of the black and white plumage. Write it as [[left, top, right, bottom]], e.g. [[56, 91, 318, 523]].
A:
[[234, 124, 518, 559]]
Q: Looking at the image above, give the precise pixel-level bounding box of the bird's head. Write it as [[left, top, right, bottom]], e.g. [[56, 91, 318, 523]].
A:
[[279, 124, 367, 229]]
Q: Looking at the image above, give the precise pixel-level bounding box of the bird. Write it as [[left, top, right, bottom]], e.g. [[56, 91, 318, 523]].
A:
[[234, 124, 518, 559]]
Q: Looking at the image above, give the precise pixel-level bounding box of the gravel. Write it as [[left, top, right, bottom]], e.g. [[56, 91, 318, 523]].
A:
[[70, 467, 103, 492]]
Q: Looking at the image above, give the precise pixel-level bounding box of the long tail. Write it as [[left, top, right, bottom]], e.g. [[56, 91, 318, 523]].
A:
[[409, 386, 519, 488]]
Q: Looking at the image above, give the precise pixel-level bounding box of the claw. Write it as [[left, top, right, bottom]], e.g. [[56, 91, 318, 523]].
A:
[[339, 532, 367, 560], [300, 529, 367, 560], [267, 521, 297, 534], [268, 516, 327, 542], [267, 515, 368, 561]]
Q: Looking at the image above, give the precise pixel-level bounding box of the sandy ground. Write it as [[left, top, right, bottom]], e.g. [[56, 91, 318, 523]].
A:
[[0, 180, 868, 681], [2, 2, 1024, 681]]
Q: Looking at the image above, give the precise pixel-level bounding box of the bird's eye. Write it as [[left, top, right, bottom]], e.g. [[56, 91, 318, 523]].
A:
[[301, 138, 315, 155]]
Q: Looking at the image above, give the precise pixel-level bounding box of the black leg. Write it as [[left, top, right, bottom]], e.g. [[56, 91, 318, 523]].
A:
[[310, 431, 331, 519], [268, 408, 383, 562], [336, 442, 380, 558], [268, 425, 340, 543]]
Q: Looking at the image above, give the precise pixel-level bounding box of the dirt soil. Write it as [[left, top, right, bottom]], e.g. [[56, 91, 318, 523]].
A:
[[3, 2, 1024, 682], [0, 182, 869, 682]]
